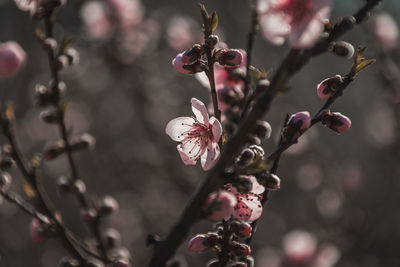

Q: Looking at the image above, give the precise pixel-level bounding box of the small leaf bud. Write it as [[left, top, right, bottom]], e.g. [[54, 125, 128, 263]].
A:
[[254, 120, 272, 139], [331, 41, 355, 59]]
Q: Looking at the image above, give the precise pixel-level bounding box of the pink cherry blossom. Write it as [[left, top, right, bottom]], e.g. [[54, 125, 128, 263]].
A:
[[204, 190, 237, 221], [80, 1, 112, 40], [188, 234, 209, 252], [258, 0, 333, 48], [0, 41, 26, 77], [228, 176, 265, 222], [108, 0, 144, 29], [165, 98, 222, 171], [167, 16, 198, 51], [14, 0, 39, 15], [373, 13, 398, 51], [289, 111, 311, 130]]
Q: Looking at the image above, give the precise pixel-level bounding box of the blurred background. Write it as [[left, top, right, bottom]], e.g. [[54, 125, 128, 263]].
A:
[[0, 0, 400, 266]]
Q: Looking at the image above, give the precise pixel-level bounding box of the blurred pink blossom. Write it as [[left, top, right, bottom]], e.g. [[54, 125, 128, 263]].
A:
[[0, 41, 26, 77], [109, 0, 144, 29], [188, 234, 209, 252], [165, 98, 222, 171], [80, 1, 112, 40], [283, 229, 317, 265], [258, 0, 332, 48], [373, 13, 398, 51], [167, 16, 199, 51]]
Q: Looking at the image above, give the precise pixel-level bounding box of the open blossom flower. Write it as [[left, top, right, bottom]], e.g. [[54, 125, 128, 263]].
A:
[[258, 0, 333, 48], [0, 41, 26, 77], [14, 0, 39, 15], [228, 176, 265, 222], [165, 98, 222, 171]]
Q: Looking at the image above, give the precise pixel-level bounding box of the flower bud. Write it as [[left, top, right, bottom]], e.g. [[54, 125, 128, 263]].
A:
[[188, 234, 209, 253], [57, 55, 70, 70], [246, 135, 261, 146], [233, 175, 254, 194], [71, 133, 96, 151], [232, 262, 247, 267], [248, 145, 264, 158], [58, 257, 80, 267], [100, 195, 119, 216], [204, 190, 236, 221], [172, 53, 205, 74], [259, 172, 281, 191], [236, 148, 255, 167], [288, 111, 311, 131], [81, 208, 98, 222], [317, 75, 342, 99], [72, 179, 86, 194], [331, 41, 354, 59], [205, 35, 219, 47], [322, 112, 351, 134], [56, 176, 71, 194], [0, 172, 12, 191], [29, 218, 46, 243], [231, 221, 253, 238], [43, 38, 58, 52], [43, 141, 66, 160], [254, 120, 272, 139], [218, 49, 243, 67], [86, 259, 105, 267], [39, 109, 60, 124], [34, 84, 51, 106], [231, 241, 251, 257], [0, 41, 26, 77], [181, 44, 203, 64], [104, 228, 121, 248], [112, 259, 131, 267], [64, 48, 80, 65]]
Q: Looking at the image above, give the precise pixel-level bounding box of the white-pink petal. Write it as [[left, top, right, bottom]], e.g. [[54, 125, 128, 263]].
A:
[[201, 143, 220, 171], [210, 117, 222, 143], [165, 117, 195, 141], [177, 144, 197, 165], [191, 98, 209, 124]]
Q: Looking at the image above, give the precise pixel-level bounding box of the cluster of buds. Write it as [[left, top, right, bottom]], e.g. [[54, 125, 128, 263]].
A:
[[188, 221, 254, 266], [172, 38, 244, 75], [41, 37, 80, 70]]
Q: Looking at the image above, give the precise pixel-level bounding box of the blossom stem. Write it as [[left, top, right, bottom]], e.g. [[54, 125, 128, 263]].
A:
[[218, 220, 231, 266], [147, 2, 382, 266], [205, 49, 221, 122], [43, 10, 108, 260]]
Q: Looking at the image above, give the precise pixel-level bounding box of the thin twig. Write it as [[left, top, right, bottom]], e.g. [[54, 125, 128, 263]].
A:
[[147, 2, 382, 266]]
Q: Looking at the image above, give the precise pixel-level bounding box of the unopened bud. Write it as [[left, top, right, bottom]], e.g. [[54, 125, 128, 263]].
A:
[[108, 247, 131, 262], [71, 133, 96, 151], [233, 175, 254, 194], [57, 55, 69, 70], [0, 172, 11, 191], [0, 156, 14, 170], [64, 48, 80, 65], [34, 84, 50, 106], [100, 195, 119, 216], [259, 172, 281, 191], [248, 145, 264, 158], [29, 218, 46, 243], [43, 38, 58, 51], [231, 241, 251, 257], [204, 190, 236, 221], [322, 112, 351, 134], [81, 208, 98, 222], [236, 148, 255, 167], [188, 234, 209, 253], [254, 120, 272, 139], [231, 221, 253, 238], [331, 41, 354, 59], [205, 35, 219, 47], [56, 176, 71, 194], [39, 109, 60, 124], [43, 141, 66, 160], [246, 135, 261, 145], [218, 49, 243, 67], [104, 228, 121, 248], [72, 179, 86, 194], [317, 75, 342, 99], [181, 44, 203, 64]]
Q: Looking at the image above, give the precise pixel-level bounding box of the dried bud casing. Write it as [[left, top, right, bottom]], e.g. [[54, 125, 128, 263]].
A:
[[206, 259, 220, 267], [231, 262, 247, 267], [331, 41, 355, 59]]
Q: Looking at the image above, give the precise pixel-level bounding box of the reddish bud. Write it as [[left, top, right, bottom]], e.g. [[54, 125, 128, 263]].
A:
[[322, 112, 351, 134], [218, 49, 243, 67], [204, 190, 236, 221], [231, 221, 253, 238], [289, 111, 311, 130], [181, 44, 202, 64], [57, 55, 69, 70], [231, 241, 251, 257], [172, 53, 204, 74], [81, 208, 98, 222], [317, 75, 342, 99], [188, 234, 209, 253]]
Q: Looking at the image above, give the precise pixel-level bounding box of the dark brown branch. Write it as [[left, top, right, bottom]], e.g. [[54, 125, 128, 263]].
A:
[[147, 1, 382, 266]]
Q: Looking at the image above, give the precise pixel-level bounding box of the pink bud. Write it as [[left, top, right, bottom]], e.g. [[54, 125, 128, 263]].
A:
[[172, 53, 204, 74], [317, 75, 342, 99], [204, 190, 237, 221], [231, 221, 253, 238], [29, 218, 45, 243], [327, 112, 352, 134], [289, 111, 311, 130], [181, 44, 202, 65], [188, 234, 209, 253], [231, 241, 251, 257], [0, 41, 26, 77], [218, 49, 243, 67]]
